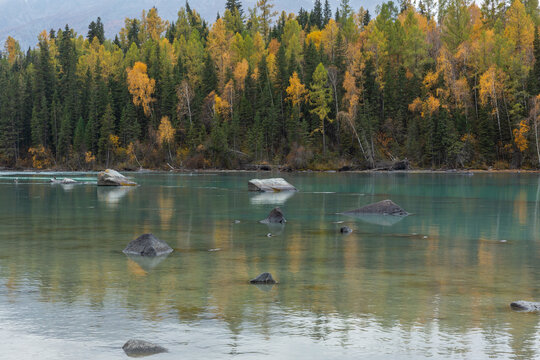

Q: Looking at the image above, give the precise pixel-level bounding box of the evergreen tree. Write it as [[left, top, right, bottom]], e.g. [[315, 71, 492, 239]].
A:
[[58, 106, 72, 158], [323, 0, 332, 25], [297, 8, 309, 29], [529, 26, 540, 94], [98, 104, 115, 164], [73, 117, 86, 153], [303, 41, 320, 86], [87, 17, 105, 43], [119, 102, 141, 145], [364, 10, 371, 26], [31, 95, 49, 147], [226, 0, 244, 16], [310, 0, 323, 29]]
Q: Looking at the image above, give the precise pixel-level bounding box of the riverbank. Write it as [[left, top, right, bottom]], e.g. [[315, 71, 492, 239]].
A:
[[1, 166, 540, 174]]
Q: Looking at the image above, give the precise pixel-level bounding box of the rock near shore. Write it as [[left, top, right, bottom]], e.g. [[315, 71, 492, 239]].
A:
[[343, 200, 409, 216], [248, 178, 297, 192], [123, 234, 173, 257], [122, 339, 167, 357], [510, 301, 540, 312], [260, 207, 286, 224], [250, 272, 277, 284], [97, 169, 137, 186]]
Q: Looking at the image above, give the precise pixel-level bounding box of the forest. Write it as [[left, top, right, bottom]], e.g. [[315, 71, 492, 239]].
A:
[[0, 0, 539, 170]]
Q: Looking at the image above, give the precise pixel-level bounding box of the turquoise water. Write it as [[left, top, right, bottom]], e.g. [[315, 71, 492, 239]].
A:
[[0, 171, 539, 359]]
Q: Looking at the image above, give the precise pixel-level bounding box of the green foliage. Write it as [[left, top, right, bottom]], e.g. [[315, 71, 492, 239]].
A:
[[0, 0, 538, 170]]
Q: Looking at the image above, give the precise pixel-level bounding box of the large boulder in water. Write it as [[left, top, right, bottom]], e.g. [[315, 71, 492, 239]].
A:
[[260, 207, 286, 224], [123, 234, 173, 257], [250, 272, 277, 284], [343, 200, 408, 216], [510, 301, 540, 312], [97, 169, 137, 186], [122, 339, 167, 357], [248, 178, 297, 192]]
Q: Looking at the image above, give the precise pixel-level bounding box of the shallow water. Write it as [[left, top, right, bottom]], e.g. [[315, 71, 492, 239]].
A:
[[0, 171, 539, 359]]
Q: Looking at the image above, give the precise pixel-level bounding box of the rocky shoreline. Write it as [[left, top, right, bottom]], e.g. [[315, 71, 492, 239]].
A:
[[1, 166, 539, 174]]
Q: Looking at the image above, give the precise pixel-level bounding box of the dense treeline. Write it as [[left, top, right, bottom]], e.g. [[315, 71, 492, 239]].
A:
[[0, 0, 539, 170]]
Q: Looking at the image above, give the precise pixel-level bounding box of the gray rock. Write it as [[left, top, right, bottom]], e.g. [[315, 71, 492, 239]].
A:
[[340, 226, 353, 234], [97, 169, 137, 186], [122, 339, 167, 357], [248, 178, 297, 192], [343, 200, 408, 216], [123, 234, 173, 257], [510, 301, 540, 312], [250, 272, 277, 284], [260, 207, 286, 224], [50, 177, 77, 184]]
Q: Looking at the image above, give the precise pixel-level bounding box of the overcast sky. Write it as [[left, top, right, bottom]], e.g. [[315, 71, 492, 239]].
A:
[[0, 0, 380, 49]]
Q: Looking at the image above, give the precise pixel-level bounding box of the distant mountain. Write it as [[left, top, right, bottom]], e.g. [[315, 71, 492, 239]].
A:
[[0, 0, 374, 49]]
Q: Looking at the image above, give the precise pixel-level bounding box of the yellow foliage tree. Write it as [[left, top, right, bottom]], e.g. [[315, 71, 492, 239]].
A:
[[126, 61, 156, 117], [214, 94, 231, 120], [4, 36, 21, 65], [479, 65, 506, 137], [233, 59, 249, 91], [158, 116, 176, 161], [141, 7, 169, 42], [306, 30, 322, 49], [321, 19, 339, 62], [513, 120, 529, 152], [207, 18, 233, 88], [286, 72, 307, 114], [28, 145, 53, 169]]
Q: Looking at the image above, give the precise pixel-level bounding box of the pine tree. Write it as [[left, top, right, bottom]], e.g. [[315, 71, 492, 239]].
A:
[[311, 0, 323, 29], [323, 0, 332, 25], [529, 26, 540, 94], [98, 104, 116, 165], [226, 0, 244, 16], [31, 95, 49, 147], [87, 17, 105, 44], [73, 117, 86, 153], [58, 106, 72, 158], [297, 8, 309, 29], [119, 102, 141, 146]]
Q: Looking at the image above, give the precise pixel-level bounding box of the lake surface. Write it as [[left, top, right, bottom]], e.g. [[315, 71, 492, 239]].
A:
[[0, 171, 539, 359]]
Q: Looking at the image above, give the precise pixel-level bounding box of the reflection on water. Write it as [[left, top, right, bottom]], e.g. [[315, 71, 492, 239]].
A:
[[249, 191, 296, 205], [97, 186, 135, 207], [0, 172, 540, 359], [341, 213, 406, 226], [126, 254, 171, 273]]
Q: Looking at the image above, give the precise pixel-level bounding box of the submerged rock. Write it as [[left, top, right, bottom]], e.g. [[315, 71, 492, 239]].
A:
[[97, 169, 137, 186], [248, 178, 297, 192], [50, 177, 77, 184], [260, 207, 286, 224], [510, 301, 540, 312], [343, 200, 408, 216], [122, 339, 167, 357], [340, 226, 353, 234], [123, 234, 173, 257], [250, 272, 277, 284]]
